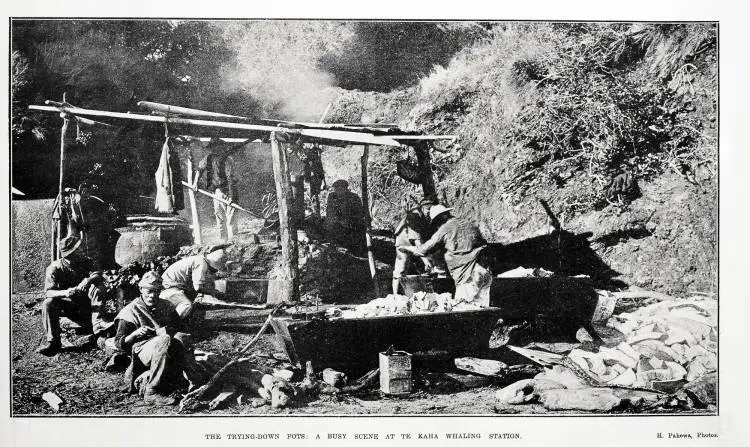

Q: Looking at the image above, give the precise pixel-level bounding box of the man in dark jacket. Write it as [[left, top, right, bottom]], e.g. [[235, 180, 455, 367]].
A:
[[38, 235, 107, 356], [114, 271, 201, 406], [325, 180, 366, 254]]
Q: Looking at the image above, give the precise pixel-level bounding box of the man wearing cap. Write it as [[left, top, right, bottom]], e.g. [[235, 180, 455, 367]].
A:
[[392, 196, 449, 294], [325, 179, 366, 254], [38, 235, 108, 356], [160, 247, 228, 322], [114, 271, 201, 406], [398, 205, 493, 306]]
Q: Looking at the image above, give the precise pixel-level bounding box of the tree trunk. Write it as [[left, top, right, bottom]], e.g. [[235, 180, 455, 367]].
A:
[[268, 132, 299, 304]]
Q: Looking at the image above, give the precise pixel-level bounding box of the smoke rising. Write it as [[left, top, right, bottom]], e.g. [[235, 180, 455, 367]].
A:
[[216, 21, 352, 121]]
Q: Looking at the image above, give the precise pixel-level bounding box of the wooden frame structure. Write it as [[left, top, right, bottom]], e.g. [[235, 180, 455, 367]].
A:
[[28, 100, 456, 303]]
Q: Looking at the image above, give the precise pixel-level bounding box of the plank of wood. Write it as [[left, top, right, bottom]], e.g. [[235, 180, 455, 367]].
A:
[[125, 215, 187, 223], [611, 291, 676, 301], [138, 101, 247, 120], [199, 297, 268, 310]]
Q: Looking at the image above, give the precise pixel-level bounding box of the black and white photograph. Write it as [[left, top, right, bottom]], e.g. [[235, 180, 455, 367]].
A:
[[4, 7, 731, 440]]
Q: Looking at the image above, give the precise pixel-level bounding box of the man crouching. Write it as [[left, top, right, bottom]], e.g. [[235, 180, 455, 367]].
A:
[[38, 235, 108, 356], [114, 271, 201, 406]]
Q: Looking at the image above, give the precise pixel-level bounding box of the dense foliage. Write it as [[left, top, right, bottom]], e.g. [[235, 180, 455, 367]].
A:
[[11, 21, 238, 206], [326, 23, 717, 224]]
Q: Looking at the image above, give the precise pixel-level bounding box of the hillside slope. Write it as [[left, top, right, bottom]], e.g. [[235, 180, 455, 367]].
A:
[[324, 23, 717, 296]]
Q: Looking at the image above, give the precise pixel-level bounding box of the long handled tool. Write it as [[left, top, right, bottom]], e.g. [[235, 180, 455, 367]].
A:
[[179, 303, 287, 412], [180, 180, 260, 219]]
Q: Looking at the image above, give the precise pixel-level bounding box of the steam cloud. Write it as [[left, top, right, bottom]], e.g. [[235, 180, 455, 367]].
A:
[[216, 21, 352, 121]]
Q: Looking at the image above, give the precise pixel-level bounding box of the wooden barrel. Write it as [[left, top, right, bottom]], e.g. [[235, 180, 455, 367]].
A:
[[114, 217, 192, 266]]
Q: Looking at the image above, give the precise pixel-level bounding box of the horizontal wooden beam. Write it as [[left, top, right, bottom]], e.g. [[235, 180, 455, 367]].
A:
[[29, 104, 406, 147], [261, 118, 399, 128], [137, 101, 248, 120], [392, 135, 457, 141]]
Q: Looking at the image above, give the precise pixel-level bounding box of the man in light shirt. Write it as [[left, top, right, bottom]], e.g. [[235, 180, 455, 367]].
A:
[[160, 247, 228, 322]]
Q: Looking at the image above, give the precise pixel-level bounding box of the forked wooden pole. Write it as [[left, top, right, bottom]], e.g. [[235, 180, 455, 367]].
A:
[[268, 132, 299, 304], [186, 156, 203, 245], [54, 93, 69, 259]]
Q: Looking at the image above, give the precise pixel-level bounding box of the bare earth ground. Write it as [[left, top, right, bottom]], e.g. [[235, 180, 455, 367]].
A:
[[11, 292, 709, 416]]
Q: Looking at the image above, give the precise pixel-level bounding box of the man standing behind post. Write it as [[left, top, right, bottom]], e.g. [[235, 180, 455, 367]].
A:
[[196, 138, 244, 242], [38, 235, 108, 356], [115, 271, 201, 406], [325, 179, 366, 255], [160, 247, 228, 323]]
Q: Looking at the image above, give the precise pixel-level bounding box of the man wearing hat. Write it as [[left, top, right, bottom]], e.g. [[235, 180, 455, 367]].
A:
[[38, 235, 107, 356], [325, 179, 366, 255], [392, 196, 449, 294], [398, 204, 493, 306], [160, 246, 228, 322], [114, 271, 201, 406]]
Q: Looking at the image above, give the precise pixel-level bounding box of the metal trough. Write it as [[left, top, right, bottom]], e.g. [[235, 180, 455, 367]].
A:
[[270, 308, 503, 373]]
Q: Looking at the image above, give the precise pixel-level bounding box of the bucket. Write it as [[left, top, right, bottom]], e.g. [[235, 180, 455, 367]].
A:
[[379, 350, 412, 395], [114, 218, 192, 266]]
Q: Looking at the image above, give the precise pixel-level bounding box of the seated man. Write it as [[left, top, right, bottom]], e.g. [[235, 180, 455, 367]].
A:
[[160, 247, 228, 322], [115, 271, 201, 406], [38, 235, 108, 356]]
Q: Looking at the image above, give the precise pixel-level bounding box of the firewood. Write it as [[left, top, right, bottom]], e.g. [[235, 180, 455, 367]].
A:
[[208, 386, 236, 410], [179, 303, 285, 413], [340, 368, 380, 394]]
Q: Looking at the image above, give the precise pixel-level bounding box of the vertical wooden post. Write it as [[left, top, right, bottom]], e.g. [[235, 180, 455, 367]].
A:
[[361, 145, 380, 297], [414, 141, 437, 200], [54, 92, 69, 259], [186, 156, 203, 245], [268, 132, 299, 304]]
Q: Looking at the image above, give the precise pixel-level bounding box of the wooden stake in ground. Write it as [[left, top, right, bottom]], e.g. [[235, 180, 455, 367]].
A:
[[268, 132, 299, 304], [361, 145, 380, 297], [185, 156, 203, 245]]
